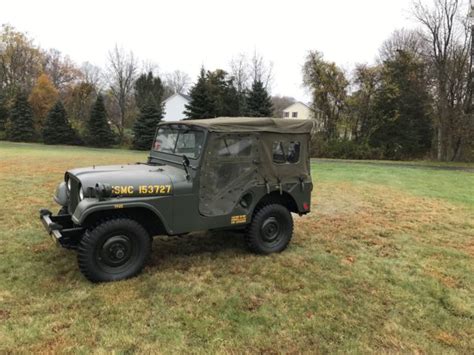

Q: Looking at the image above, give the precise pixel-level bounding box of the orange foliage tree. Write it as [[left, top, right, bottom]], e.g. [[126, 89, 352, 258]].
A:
[[28, 73, 59, 129]]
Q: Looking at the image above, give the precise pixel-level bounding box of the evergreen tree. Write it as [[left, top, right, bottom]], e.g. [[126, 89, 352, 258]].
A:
[[370, 50, 432, 159], [184, 67, 215, 119], [85, 94, 116, 147], [135, 72, 165, 111], [6, 93, 36, 142], [133, 72, 165, 150], [132, 106, 161, 150], [206, 69, 240, 117], [246, 80, 273, 117], [42, 101, 80, 145]]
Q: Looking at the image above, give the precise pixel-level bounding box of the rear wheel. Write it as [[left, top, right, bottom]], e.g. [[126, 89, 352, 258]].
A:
[[245, 204, 293, 254], [77, 218, 151, 282]]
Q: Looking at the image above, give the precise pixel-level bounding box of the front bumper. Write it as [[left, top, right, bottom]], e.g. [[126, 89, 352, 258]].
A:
[[39, 209, 84, 249]]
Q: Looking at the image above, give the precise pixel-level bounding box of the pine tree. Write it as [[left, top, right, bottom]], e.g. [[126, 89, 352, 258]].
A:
[[184, 67, 215, 119], [85, 95, 116, 147], [370, 50, 432, 159], [6, 93, 36, 142], [42, 101, 80, 145], [133, 72, 164, 150], [135, 72, 165, 111], [246, 80, 273, 117], [132, 106, 161, 150]]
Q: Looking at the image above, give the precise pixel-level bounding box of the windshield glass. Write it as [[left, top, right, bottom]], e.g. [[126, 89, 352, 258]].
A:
[[153, 127, 205, 159]]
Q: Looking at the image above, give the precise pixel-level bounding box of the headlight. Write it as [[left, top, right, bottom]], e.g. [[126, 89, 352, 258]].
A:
[[79, 187, 84, 201], [67, 178, 71, 191]]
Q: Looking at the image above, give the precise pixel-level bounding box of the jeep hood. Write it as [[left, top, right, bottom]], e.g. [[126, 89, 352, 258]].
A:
[[67, 164, 187, 197]]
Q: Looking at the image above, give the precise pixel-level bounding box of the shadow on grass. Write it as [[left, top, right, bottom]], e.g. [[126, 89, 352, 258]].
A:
[[148, 230, 249, 270]]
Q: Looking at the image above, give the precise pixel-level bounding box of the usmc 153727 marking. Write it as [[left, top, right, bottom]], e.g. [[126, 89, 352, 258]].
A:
[[112, 185, 172, 196]]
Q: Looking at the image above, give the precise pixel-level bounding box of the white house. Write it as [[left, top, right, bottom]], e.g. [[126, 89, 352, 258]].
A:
[[282, 101, 324, 130], [162, 93, 190, 121], [282, 102, 312, 120]]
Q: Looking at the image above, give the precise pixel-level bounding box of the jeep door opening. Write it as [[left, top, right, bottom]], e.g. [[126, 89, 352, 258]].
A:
[[40, 117, 314, 282]]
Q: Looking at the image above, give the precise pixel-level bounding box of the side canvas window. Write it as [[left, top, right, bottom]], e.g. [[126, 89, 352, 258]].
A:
[[272, 141, 300, 164], [216, 136, 253, 158]]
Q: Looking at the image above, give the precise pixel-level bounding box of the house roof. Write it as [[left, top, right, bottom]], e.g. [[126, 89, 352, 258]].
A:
[[163, 92, 191, 103], [282, 101, 311, 111], [159, 116, 315, 134]]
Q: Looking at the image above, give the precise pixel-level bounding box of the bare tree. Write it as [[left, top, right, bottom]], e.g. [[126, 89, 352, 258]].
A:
[[412, 0, 471, 160], [80, 61, 103, 89], [250, 50, 273, 90], [230, 53, 250, 93], [42, 48, 81, 90], [165, 70, 191, 94], [379, 28, 427, 61], [106, 45, 138, 141], [271, 95, 296, 118]]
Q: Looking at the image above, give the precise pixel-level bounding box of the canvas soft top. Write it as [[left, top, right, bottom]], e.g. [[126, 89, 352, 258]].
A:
[[160, 117, 315, 134]]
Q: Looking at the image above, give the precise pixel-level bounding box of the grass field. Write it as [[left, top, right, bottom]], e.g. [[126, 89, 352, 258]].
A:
[[1, 141, 473, 353]]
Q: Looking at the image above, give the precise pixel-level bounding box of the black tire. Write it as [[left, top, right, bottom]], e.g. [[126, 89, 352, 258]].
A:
[[245, 204, 293, 254], [77, 218, 151, 282]]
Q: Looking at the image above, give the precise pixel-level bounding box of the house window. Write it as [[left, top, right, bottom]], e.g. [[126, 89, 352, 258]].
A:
[[292, 112, 298, 118], [284, 112, 289, 118], [272, 141, 301, 164]]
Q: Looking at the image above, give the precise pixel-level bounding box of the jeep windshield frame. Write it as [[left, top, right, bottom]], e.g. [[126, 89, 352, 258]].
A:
[[148, 124, 208, 166]]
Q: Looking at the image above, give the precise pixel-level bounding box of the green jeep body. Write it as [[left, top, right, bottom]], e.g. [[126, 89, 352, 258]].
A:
[[40, 117, 314, 282]]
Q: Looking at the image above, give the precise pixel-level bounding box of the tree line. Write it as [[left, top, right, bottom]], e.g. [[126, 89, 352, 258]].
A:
[[1, 0, 473, 161], [0, 24, 276, 150], [302, 0, 473, 161]]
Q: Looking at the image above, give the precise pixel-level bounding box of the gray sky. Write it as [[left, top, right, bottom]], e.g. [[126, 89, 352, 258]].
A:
[[1, 0, 417, 101]]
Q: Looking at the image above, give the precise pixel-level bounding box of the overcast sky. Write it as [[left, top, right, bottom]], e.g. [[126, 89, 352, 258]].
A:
[[1, 0, 418, 101]]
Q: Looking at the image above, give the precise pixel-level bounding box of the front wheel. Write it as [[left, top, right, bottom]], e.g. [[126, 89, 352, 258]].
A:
[[77, 218, 151, 282], [245, 204, 293, 254]]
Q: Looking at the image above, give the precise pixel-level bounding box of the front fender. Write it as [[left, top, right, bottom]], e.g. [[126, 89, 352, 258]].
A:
[[71, 196, 173, 234]]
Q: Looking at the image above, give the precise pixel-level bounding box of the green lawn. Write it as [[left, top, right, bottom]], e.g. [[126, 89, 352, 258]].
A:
[[0, 142, 473, 353]]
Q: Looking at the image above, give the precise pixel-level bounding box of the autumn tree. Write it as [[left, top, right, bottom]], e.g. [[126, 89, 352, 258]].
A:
[[42, 101, 80, 145], [84, 94, 116, 147], [302, 50, 348, 140], [0, 25, 42, 98], [42, 49, 81, 90], [6, 92, 36, 142], [29, 73, 59, 129], [64, 82, 97, 128]]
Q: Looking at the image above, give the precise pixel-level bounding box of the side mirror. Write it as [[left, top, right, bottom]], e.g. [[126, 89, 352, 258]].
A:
[[182, 155, 191, 180]]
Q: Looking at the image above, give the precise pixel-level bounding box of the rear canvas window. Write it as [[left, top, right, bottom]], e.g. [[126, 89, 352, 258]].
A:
[[272, 141, 301, 164]]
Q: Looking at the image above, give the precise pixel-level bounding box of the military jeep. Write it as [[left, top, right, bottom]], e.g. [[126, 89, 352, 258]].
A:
[[40, 117, 314, 282]]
